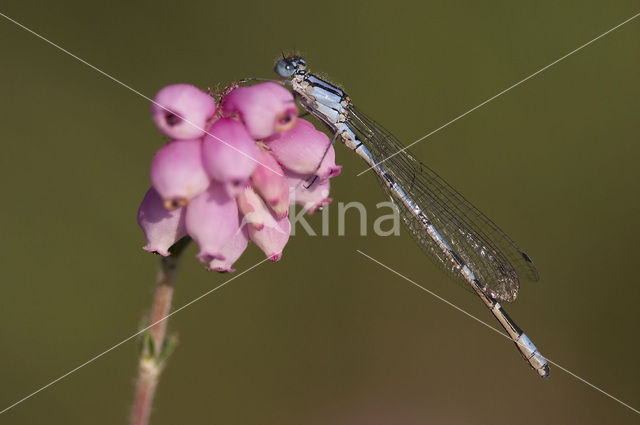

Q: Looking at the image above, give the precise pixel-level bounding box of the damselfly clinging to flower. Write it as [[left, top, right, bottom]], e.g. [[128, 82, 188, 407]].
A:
[[274, 56, 549, 378]]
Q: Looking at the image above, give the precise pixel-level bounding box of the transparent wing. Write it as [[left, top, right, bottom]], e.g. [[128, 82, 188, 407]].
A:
[[347, 106, 539, 302]]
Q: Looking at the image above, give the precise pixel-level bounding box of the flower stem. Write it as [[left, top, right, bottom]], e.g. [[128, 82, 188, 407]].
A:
[[130, 237, 190, 425]]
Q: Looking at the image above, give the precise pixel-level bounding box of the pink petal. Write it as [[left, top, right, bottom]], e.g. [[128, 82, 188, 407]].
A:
[[236, 186, 272, 230], [264, 118, 342, 181], [248, 212, 291, 261], [150, 139, 210, 209], [285, 171, 333, 214], [222, 179, 252, 199], [202, 118, 260, 193], [209, 223, 249, 273], [137, 187, 187, 256], [185, 183, 240, 264], [250, 150, 289, 218], [222, 82, 297, 139], [316, 144, 342, 182], [269, 182, 290, 219], [152, 84, 216, 140]]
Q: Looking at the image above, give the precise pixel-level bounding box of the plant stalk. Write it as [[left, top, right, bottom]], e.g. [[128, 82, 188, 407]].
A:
[[130, 237, 190, 425]]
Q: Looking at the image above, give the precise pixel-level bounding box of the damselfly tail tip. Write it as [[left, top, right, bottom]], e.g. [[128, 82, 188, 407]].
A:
[[538, 363, 550, 379]]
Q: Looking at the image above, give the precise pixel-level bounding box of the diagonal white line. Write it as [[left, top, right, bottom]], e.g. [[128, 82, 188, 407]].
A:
[[356, 11, 640, 176], [0, 11, 283, 177], [0, 256, 271, 415], [356, 249, 640, 415]]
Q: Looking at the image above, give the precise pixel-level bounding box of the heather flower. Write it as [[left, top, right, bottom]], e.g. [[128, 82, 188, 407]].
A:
[[285, 171, 333, 214], [236, 186, 272, 230], [150, 139, 209, 209], [248, 212, 291, 262], [201, 118, 260, 197], [250, 149, 289, 218], [209, 222, 249, 273], [138, 80, 342, 272], [152, 84, 216, 140], [222, 82, 298, 139], [264, 118, 342, 181], [185, 183, 240, 264], [137, 187, 187, 256]]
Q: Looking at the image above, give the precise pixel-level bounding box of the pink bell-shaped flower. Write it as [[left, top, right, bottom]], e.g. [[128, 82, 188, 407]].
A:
[[185, 183, 240, 264], [202, 118, 260, 197], [250, 150, 289, 218], [315, 143, 342, 182], [150, 139, 210, 209], [236, 186, 272, 230], [264, 118, 342, 180], [137, 187, 187, 256], [222, 82, 297, 139], [285, 171, 333, 214], [248, 211, 291, 262], [152, 84, 216, 140], [264, 118, 342, 181], [209, 224, 249, 273]]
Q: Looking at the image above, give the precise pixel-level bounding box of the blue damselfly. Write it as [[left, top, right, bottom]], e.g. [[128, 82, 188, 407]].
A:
[[274, 56, 549, 378]]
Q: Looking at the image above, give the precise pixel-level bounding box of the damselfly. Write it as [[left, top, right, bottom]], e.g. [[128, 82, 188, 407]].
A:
[[274, 56, 549, 378]]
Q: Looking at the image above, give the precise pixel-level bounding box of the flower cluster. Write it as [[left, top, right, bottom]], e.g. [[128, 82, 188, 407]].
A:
[[137, 82, 341, 272]]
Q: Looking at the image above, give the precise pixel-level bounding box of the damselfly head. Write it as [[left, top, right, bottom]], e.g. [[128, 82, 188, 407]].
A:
[[274, 56, 307, 79]]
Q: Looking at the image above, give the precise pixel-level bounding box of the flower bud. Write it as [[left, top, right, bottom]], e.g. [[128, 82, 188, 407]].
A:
[[150, 139, 210, 209], [250, 150, 289, 217], [222, 82, 297, 139], [236, 186, 271, 230], [264, 118, 341, 181], [137, 187, 187, 256], [248, 212, 291, 261], [152, 84, 216, 140], [209, 224, 248, 273], [185, 183, 240, 264], [285, 171, 333, 214], [202, 118, 259, 196]]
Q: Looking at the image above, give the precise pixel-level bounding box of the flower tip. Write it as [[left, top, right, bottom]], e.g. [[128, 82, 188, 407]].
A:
[[267, 197, 280, 207], [163, 197, 188, 210], [251, 222, 265, 230], [317, 165, 342, 183], [212, 266, 235, 273], [328, 165, 342, 179], [306, 197, 333, 215], [196, 251, 226, 264], [142, 245, 170, 257], [224, 179, 250, 199], [268, 252, 282, 262], [275, 108, 298, 133]]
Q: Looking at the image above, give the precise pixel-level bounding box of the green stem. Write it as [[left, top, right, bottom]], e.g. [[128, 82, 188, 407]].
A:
[[130, 237, 190, 425]]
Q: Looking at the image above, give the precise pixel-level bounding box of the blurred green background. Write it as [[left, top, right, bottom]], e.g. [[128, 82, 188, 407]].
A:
[[1, 1, 639, 424]]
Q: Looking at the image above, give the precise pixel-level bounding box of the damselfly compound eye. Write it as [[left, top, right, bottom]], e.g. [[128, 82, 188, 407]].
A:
[[275, 59, 295, 78]]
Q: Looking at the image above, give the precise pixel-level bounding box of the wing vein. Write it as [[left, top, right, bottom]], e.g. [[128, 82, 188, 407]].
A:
[[348, 106, 539, 302]]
